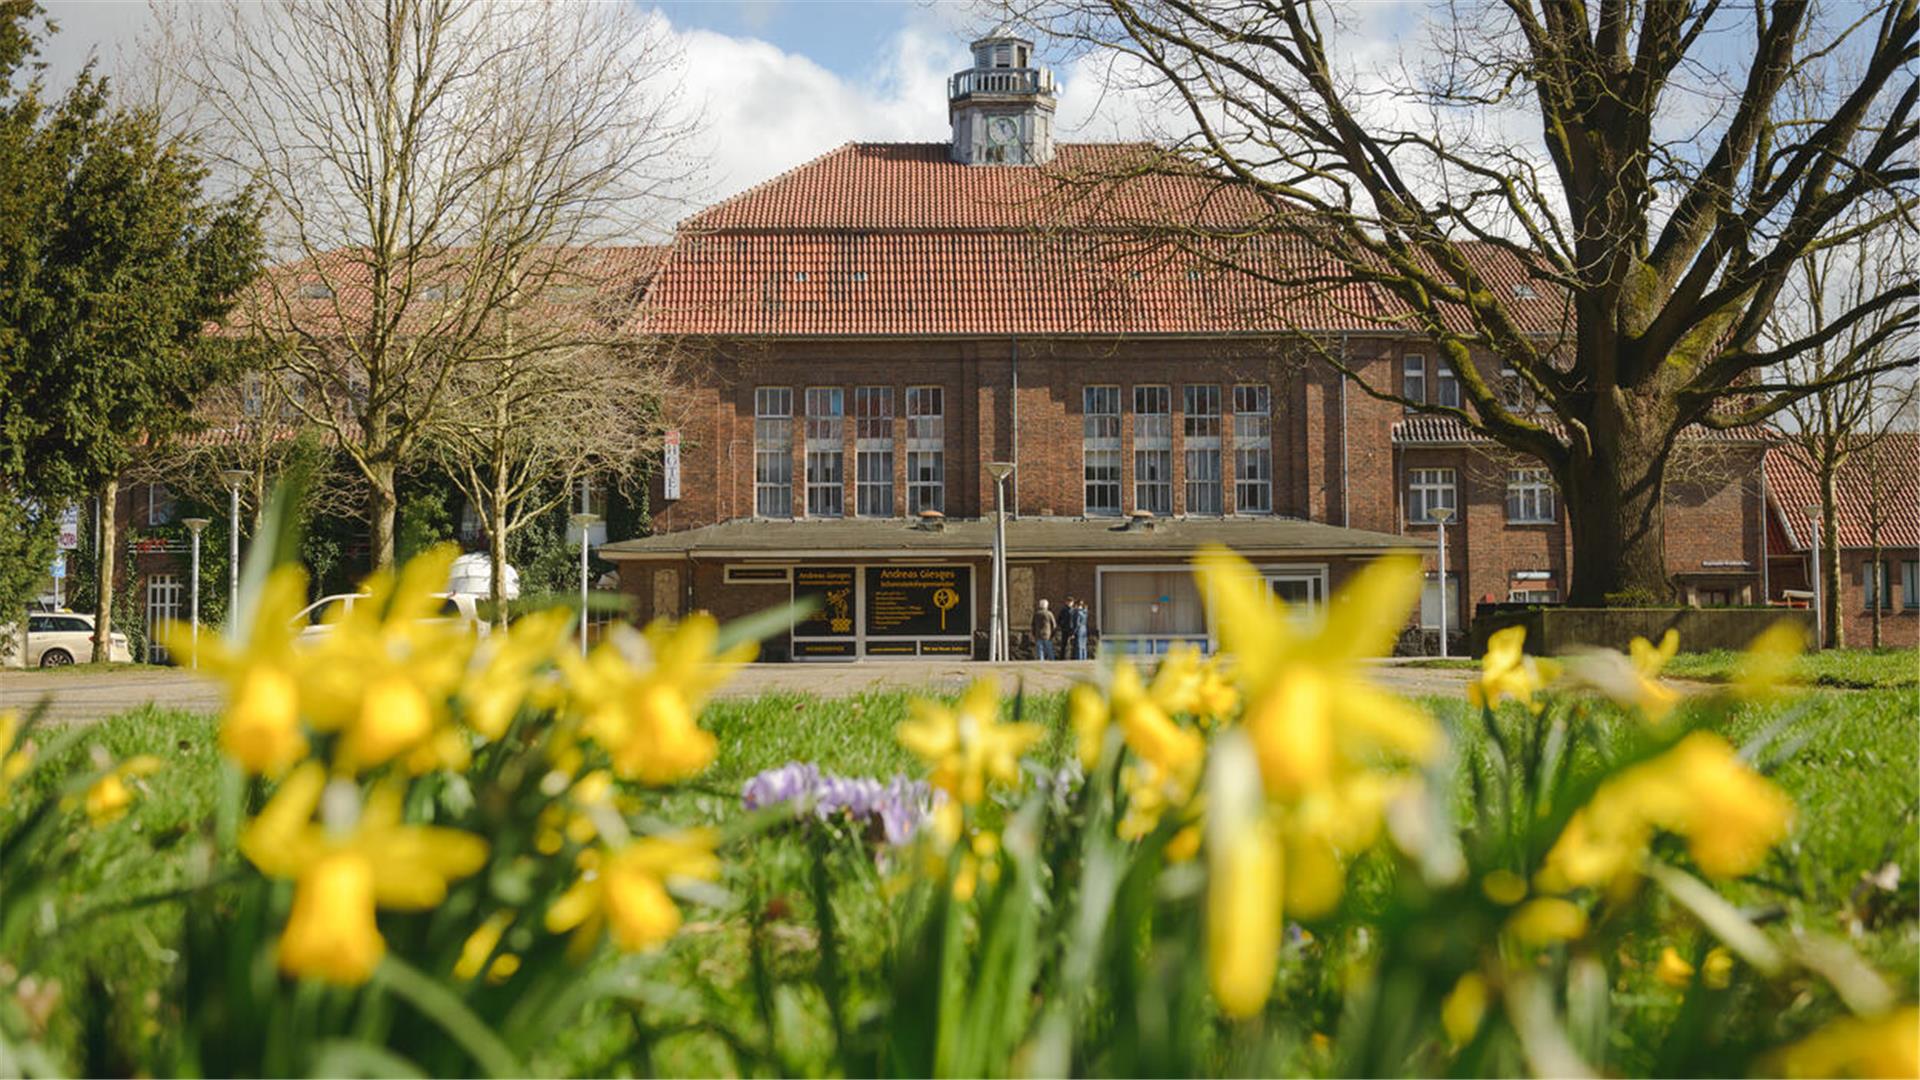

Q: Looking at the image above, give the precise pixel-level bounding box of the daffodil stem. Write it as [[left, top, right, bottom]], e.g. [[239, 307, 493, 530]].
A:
[[808, 828, 850, 1070]]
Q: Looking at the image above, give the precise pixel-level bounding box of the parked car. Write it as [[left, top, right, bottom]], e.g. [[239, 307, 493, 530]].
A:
[[291, 592, 489, 642], [24, 612, 131, 667]]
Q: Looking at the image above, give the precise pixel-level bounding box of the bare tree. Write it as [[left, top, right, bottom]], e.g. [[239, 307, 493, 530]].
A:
[[1770, 231, 1919, 646], [1005, 0, 1919, 602], [168, 0, 697, 567], [431, 250, 683, 627]]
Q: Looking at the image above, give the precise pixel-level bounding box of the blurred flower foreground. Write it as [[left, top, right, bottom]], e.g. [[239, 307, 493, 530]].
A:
[[0, 533, 1913, 1078]]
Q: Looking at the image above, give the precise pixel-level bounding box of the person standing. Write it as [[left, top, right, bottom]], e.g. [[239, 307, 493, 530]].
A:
[[1073, 598, 1090, 660], [1061, 596, 1081, 659], [1031, 598, 1057, 660]]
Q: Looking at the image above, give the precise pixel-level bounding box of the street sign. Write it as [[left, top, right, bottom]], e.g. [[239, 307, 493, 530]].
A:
[[50, 553, 66, 580], [58, 505, 79, 550], [662, 429, 681, 501]]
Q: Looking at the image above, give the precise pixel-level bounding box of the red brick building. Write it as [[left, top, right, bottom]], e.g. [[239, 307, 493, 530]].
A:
[[598, 30, 1784, 660], [1763, 436, 1920, 648]]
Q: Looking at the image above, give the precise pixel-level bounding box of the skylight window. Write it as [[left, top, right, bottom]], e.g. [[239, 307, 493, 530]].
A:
[[1513, 283, 1537, 299], [851, 271, 868, 283], [295, 282, 333, 300], [794, 271, 809, 283]]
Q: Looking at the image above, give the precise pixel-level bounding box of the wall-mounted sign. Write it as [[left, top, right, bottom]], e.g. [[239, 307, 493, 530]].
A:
[[662, 429, 681, 501], [793, 566, 856, 639], [865, 565, 971, 639]]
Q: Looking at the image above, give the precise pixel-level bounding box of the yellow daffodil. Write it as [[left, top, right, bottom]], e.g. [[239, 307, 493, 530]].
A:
[[1701, 947, 1732, 989], [1734, 620, 1806, 701], [0, 710, 35, 799], [1481, 868, 1529, 906], [546, 829, 720, 954], [1068, 682, 1110, 768], [81, 756, 162, 825], [299, 546, 475, 772], [1656, 946, 1697, 987], [897, 679, 1041, 805], [1207, 811, 1283, 1019], [1505, 897, 1588, 946], [1469, 626, 1559, 712], [455, 910, 522, 983], [165, 565, 312, 775], [561, 614, 753, 785], [1148, 644, 1239, 724], [461, 607, 574, 741], [1768, 1006, 1920, 1078], [1195, 547, 1438, 804], [1625, 629, 1683, 719], [240, 762, 489, 984], [1442, 972, 1489, 1047], [1537, 732, 1792, 893]]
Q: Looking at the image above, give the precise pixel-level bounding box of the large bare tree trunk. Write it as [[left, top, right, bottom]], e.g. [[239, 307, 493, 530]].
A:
[[1870, 535, 1885, 649], [1819, 465, 1844, 648], [92, 478, 116, 663], [368, 462, 397, 570], [488, 495, 509, 632], [1564, 398, 1672, 605]]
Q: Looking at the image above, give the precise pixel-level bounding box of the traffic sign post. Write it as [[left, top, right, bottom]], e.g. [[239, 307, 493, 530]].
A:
[[58, 505, 79, 550]]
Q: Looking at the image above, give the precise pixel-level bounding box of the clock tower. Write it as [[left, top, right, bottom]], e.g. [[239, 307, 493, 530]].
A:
[[948, 29, 1056, 166]]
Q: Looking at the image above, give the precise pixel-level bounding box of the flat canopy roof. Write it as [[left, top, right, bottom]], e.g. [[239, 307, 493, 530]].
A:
[[599, 516, 1430, 560]]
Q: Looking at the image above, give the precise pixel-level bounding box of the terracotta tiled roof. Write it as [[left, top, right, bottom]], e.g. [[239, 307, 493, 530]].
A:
[[638, 142, 1570, 339], [1392, 415, 1772, 446], [1765, 436, 1920, 550], [226, 244, 668, 337]]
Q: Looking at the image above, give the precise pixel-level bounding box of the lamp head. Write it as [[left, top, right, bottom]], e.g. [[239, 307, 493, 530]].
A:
[[219, 469, 251, 489], [569, 512, 602, 528], [1802, 504, 1820, 519], [1426, 505, 1455, 524], [182, 517, 211, 534], [985, 461, 1016, 482]]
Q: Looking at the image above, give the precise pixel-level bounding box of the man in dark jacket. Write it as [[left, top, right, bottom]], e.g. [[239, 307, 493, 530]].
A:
[[1031, 599, 1057, 660]]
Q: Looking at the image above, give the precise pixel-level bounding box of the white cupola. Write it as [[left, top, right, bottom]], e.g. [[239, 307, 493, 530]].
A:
[[948, 28, 1056, 166]]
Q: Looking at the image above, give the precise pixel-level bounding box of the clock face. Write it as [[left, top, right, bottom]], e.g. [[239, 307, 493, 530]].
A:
[[988, 117, 1019, 145]]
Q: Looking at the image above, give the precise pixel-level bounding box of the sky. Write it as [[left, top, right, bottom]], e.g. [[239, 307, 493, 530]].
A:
[[36, 0, 1159, 222]]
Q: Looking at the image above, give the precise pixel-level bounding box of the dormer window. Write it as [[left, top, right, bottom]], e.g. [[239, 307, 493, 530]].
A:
[[296, 282, 332, 300], [1513, 283, 1537, 299], [993, 44, 1012, 67]]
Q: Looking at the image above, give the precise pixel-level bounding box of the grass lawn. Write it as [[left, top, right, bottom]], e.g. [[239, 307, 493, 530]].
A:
[[1403, 646, 1917, 689], [13, 681, 1919, 1075]]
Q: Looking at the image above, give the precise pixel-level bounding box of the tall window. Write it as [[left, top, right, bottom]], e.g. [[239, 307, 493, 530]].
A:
[[754, 387, 793, 517], [906, 386, 944, 514], [1408, 467, 1457, 523], [1863, 562, 1893, 609], [1084, 386, 1122, 516], [804, 388, 844, 517], [1233, 385, 1272, 514], [1403, 355, 1426, 406], [1505, 468, 1555, 523], [1435, 363, 1460, 408], [146, 575, 181, 664], [1904, 560, 1920, 610], [1133, 385, 1172, 515], [1184, 384, 1222, 515], [146, 483, 175, 526], [855, 386, 894, 517]]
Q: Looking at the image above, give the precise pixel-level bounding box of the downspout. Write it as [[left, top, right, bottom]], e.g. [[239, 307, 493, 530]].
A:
[[1758, 461, 1770, 603], [1010, 335, 1020, 518], [1339, 333, 1351, 527]]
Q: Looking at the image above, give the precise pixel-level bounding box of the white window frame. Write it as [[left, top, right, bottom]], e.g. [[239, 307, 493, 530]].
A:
[[1435, 363, 1460, 408], [1233, 384, 1272, 514], [1505, 468, 1556, 523], [754, 387, 794, 518], [1183, 384, 1222, 516], [1132, 385, 1171, 516], [1084, 385, 1122, 516], [804, 387, 845, 518], [854, 386, 894, 518], [1407, 467, 1457, 524], [1403, 355, 1426, 407], [906, 386, 944, 515], [146, 574, 182, 664]]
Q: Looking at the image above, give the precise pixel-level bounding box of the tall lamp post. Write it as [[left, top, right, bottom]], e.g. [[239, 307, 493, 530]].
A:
[[1428, 504, 1455, 658], [219, 469, 250, 621], [570, 512, 601, 658], [985, 462, 1015, 661], [182, 518, 210, 668], [1803, 504, 1823, 648]]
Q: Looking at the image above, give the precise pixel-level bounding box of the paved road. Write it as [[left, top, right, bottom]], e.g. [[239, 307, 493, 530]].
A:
[[0, 659, 1477, 724]]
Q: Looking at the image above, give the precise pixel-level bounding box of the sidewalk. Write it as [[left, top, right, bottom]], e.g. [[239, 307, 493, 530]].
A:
[[1, 657, 1479, 723]]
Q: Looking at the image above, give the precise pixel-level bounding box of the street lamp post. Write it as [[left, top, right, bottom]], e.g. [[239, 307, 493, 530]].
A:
[[219, 469, 250, 621], [986, 462, 1016, 661], [570, 512, 601, 658], [1803, 504, 1823, 648], [182, 518, 210, 668], [1428, 505, 1456, 658]]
